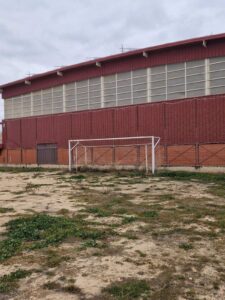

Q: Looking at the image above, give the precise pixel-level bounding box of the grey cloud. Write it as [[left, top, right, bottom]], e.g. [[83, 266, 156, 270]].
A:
[[0, 0, 225, 121]]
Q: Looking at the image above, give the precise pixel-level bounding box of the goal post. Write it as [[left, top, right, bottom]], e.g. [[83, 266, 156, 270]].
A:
[[68, 136, 160, 174]]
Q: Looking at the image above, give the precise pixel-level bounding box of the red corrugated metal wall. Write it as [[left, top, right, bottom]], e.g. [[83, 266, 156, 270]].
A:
[[71, 111, 91, 139], [37, 116, 55, 144], [197, 96, 225, 144], [137, 103, 164, 142], [21, 118, 36, 148], [54, 114, 71, 148], [91, 109, 114, 138], [6, 119, 21, 149], [3, 95, 225, 152], [165, 99, 196, 145], [114, 106, 138, 138]]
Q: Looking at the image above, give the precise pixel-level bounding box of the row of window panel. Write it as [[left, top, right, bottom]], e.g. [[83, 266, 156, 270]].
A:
[[4, 57, 225, 119]]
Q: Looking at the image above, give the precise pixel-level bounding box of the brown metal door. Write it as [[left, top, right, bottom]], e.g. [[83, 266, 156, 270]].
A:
[[37, 144, 57, 164]]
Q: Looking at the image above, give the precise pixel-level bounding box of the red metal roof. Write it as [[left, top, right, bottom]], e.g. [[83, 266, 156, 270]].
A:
[[1, 33, 225, 91]]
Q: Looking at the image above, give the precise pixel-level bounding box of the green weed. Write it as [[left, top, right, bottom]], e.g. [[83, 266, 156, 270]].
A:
[[0, 269, 32, 293], [103, 279, 150, 299], [0, 214, 108, 261], [179, 243, 193, 251], [0, 207, 14, 213]]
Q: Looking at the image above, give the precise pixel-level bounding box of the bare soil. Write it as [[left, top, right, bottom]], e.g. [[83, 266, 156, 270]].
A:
[[0, 169, 225, 299]]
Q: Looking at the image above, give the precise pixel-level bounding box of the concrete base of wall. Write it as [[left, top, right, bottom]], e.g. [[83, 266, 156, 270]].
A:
[[161, 166, 225, 174]]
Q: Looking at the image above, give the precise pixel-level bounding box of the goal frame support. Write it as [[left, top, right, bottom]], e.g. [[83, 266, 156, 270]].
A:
[[68, 136, 160, 174]]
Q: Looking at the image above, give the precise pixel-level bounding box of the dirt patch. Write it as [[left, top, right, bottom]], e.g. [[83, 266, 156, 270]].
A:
[[0, 169, 225, 299]]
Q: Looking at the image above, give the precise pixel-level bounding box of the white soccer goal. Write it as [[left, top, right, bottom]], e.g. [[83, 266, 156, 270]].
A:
[[68, 136, 160, 174]]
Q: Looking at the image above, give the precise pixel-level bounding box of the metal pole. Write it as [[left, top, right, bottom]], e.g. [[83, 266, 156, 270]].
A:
[[151, 136, 155, 175], [75, 145, 78, 173], [68, 140, 71, 171], [145, 144, 148, 175], [84, 146, 87, 166]]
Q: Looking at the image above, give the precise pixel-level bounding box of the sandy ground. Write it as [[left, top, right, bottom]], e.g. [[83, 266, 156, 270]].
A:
[[0, 170, 225, 299]]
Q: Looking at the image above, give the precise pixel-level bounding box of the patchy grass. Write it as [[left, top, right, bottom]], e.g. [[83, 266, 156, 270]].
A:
[[86, 207, 113, 218], [0, 269, 32, 293], [179, 243, 193, 251], [0, 167, 58, 173], [25, 182, 51, 193], [43, 280, 82, 295], [0, 214, 110, 261], [141, 210, 158, 219], [44, 249, 70, 268], [70, 174, 86, 181], [102, 279, 150, 299], [0, 207, 14, 213], [121, 216, 138, 224], [157, 170, 225, 183], [1, 169, 225, 299]]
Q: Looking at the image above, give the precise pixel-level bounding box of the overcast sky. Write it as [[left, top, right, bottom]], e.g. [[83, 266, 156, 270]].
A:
[[0, 0, 225, 121]]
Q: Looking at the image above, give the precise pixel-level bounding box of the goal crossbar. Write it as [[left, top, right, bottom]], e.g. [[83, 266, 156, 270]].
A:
[[68, 136, 160, 174]]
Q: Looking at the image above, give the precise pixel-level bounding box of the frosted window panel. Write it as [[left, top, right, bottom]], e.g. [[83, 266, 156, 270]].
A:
[[187, 82, 205, 91], [210, 56, 225, 63], [151, 94, 166, 102], [89, 77, 100, 85], [89, 102, 101, 109], [42, 88, 52, 115], [13, 97, 22, 118], [117, 92, 131, 100], [104, 95, 116, 102], [133, 83, 147, 92], [133, 76, 147, 84], [151, 80, 166, 89], [53, 86, 63, 113], [210, 62, 225, 72], [104, 87, 116, 96], [210, 78, 225, 87], [167, 69, 185, 79], [210, 86, 225, 95], [133, 69, 147, 77], [117, 86, 131, 93], [104, 82, 116, 89], [65, 83, 76, 112], [77, 80, 88, 88], [77, 104, 88, 111], [117, 71, 131, 80], [186, 66, 205, 76], [168, 85, 185, 93], [151, 87, 166, 95], [168, 77, 185, 86], [33, 91, 42, 116], [104, 101, 116, 108], [133, 90, 147, 98], [151, 65, 166, 74], [186, 60, 205, 68], [104, 74, 116, 83], [4, 98, 13, 119], [167, 92, 185, 100], [89, 84, 101, 92], [22, 94, 31, 117], [89, 90, 101, 98], [187, 89, 205, 97], [89, 77, 101, 109], [186, 73, 205, 83], [117, 99, 131, 106], [210, 70, 225, 80], [133, 96, 147, 104]]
